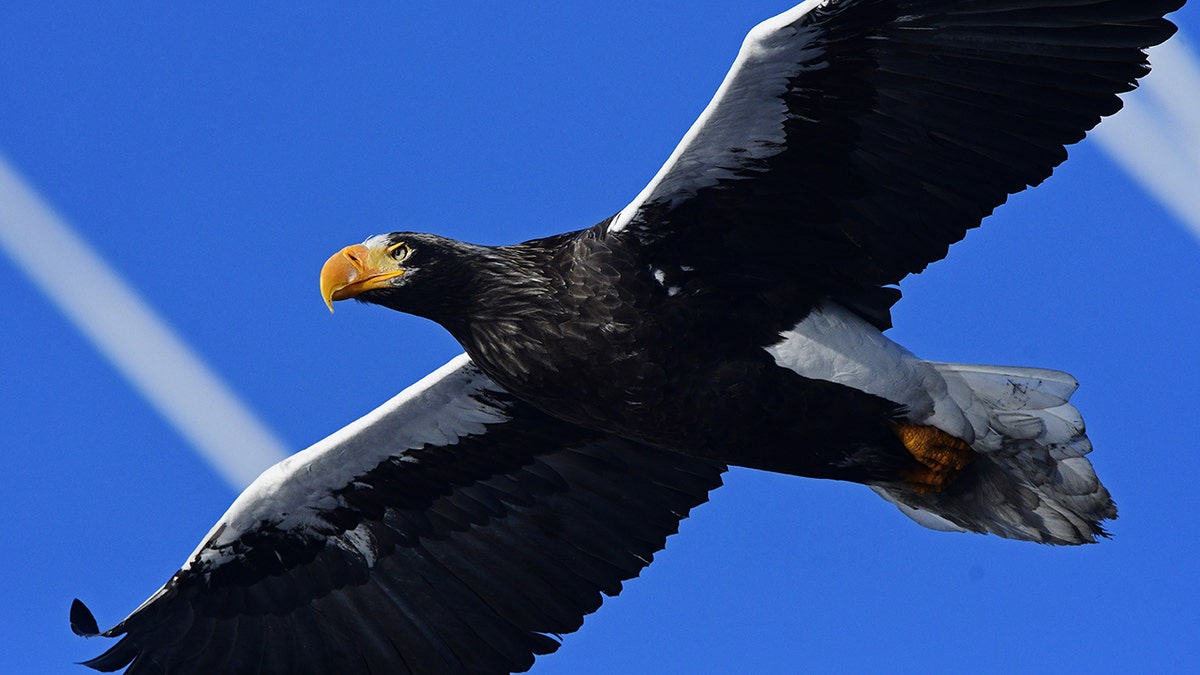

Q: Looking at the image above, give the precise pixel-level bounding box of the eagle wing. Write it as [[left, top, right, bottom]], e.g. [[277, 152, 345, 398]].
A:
[[72, 355, 723, 674], [607, 0, 1181, 324]]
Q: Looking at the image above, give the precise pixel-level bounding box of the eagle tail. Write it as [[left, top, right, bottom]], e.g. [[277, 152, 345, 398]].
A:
[[873, 363, 1116, 545]]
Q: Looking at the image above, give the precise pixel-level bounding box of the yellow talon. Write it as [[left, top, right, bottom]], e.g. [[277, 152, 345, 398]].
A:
[[892, 424, 974, 493]]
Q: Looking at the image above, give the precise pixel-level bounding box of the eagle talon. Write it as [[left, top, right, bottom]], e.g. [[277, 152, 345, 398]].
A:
[[892, 424, 975, 493]]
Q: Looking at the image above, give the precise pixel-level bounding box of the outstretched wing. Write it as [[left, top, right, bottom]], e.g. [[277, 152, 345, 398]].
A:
[[72, 355, 724, 674], [606, 0, 1181, 323]]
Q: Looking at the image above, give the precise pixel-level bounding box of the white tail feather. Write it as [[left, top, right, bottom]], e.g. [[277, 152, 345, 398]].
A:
[[874, 363, 1116, 545]]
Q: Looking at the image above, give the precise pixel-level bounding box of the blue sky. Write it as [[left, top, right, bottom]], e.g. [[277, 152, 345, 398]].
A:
[[2, 2, 1197, 673]]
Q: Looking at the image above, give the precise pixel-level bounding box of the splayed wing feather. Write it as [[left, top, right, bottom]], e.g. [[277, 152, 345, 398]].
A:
[[609, 0, 1181, 328], [73, 358, 723, 674]]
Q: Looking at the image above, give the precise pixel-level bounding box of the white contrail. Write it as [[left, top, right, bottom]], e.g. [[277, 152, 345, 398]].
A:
[[0, 153, 289, 490], [1094, 31, 1200, 242]]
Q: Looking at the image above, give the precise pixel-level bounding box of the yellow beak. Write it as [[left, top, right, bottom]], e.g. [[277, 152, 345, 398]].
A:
[[319, 243, 406, 312]]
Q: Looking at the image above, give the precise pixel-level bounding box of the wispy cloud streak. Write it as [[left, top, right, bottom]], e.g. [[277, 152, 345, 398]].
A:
[[0, 153, 289, 490], [1094, 31, 1200, 242]]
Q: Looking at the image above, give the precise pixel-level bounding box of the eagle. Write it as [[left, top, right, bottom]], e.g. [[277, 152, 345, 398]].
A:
[[72, 1, 1182, 673]]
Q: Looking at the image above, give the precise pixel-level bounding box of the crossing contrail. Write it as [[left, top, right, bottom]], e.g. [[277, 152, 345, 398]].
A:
[[1094, 31, 1200, 242], [0, 153, 289, 490]]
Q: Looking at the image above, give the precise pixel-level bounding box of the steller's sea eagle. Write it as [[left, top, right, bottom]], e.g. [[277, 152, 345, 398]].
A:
[[73, 1, 1183, 673]]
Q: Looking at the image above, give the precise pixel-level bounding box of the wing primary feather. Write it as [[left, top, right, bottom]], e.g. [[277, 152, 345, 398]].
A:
[[70, 599, 101, 638]]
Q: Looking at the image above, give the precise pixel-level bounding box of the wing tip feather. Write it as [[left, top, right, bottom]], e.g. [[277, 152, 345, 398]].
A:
[[70, 599, 102, 638]]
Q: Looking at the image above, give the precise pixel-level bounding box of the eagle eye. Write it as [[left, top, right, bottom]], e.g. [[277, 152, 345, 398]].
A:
[[387, 241, 411, 261]]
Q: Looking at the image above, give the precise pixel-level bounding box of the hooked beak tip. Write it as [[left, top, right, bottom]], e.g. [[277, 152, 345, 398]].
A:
[[319, 244, 367, 312]]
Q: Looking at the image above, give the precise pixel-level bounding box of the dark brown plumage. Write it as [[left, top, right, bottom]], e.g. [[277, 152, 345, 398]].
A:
[[74, 2, 1182, 673], [352, 230, 916, 484]]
